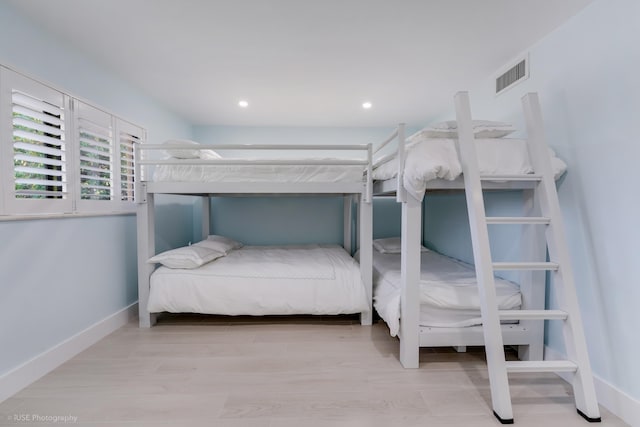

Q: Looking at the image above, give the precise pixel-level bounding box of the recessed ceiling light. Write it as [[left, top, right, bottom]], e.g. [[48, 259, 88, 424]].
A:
[[238, 100, 249, 108], [362, 102, 372, 109]]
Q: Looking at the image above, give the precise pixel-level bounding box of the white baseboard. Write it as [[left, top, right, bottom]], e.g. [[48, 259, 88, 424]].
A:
[[0, 303, 137, 403], [545, 346, 640, 426]]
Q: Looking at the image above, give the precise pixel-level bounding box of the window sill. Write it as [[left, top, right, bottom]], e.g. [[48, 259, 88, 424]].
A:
[[0, 210, 135, 222]]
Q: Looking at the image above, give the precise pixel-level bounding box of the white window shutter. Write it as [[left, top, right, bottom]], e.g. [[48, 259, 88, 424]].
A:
[[0, 65, 144, 216], [75, 101, 114, 212], [1, 67, 73, 215], [115, 119, 144, 207]]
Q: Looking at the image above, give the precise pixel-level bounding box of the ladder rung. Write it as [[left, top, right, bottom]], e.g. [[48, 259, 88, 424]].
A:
[[492, 262, 559, 271], [499, 309, 568, 321], [506, 360, 578, 373], [480, 174, 543, 182], [486, 216, 550, 225]]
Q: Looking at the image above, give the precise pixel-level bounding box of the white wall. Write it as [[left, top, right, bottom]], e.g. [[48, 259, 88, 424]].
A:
[[424, 0, 640, 418], [0, 3, 194, 379]]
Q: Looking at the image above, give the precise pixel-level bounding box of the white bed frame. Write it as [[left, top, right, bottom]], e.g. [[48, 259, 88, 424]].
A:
[[372, 125, 546, 369], [135, 143, 374, 328]]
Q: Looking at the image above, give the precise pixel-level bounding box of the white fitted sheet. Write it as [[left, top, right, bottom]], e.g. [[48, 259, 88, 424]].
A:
[[148, 245, 369, 316], [153, 161, 364, 183], [371, 249, 522, 336], [372, 138, 567, 200]]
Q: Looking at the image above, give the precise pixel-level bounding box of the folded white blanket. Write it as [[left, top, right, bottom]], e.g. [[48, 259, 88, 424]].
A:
[[370, 250, 521, 336]]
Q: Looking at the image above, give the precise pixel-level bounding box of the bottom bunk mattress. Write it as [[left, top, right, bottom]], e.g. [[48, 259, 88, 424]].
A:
[[148, 244, 369, 316], [372, 249, 521, 336]]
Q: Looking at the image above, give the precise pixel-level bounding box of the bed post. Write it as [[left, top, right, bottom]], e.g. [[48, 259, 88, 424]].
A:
[[358, 194, 373, 326], [395, 124, 407, 203], [343, 195, 353, 255], [517, 187, 546, 360], [201, 195, 211, 240], [137, 188, 157, 328], [399, 194, 421, 368]]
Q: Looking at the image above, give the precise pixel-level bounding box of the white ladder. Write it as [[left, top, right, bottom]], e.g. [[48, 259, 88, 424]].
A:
[[454, 91, 601, 424]]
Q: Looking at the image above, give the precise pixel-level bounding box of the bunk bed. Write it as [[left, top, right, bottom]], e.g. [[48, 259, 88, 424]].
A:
[[370, 94, 567, 368], [135, 141, 374, 328]]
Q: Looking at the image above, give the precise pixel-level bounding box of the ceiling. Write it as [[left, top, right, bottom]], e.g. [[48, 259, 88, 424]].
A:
[[7, 0, 593, 127]]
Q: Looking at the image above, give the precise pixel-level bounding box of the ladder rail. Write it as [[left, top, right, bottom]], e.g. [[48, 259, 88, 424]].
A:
[[454, 91, 514, 422], [522, 93, 600, 420]]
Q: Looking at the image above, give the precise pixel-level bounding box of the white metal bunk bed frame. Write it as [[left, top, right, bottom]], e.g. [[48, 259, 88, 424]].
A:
[[134, 143, 374, 328], [371, 114, 546, 369]]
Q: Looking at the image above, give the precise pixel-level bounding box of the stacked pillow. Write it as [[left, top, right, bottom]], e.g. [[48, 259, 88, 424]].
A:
[[148, 235, 243, 269], [162, 139, 222, 160]]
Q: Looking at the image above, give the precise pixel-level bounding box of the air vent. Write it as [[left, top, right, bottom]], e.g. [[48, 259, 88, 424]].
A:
[[496, 56, 528, 95]]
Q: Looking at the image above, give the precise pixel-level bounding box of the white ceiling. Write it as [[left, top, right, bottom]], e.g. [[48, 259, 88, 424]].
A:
[[7, 0, 593, 127]]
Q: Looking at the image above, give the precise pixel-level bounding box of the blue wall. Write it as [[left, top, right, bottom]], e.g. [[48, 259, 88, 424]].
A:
[[423, 0, 640, 406], [3, 0, 638, 421], [192, 125, 405, 245], [0, 3, 193, 377], [0, 216, 137, 373]]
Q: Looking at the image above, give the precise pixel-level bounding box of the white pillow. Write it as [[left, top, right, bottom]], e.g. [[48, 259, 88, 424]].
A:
[[409, 120, 516, 140], [373, 237, 429, 254], [163, 139, 201, 159], [197, 235, 244, 254], [148, 245, 224, 269], [199, 149, 222, 160]]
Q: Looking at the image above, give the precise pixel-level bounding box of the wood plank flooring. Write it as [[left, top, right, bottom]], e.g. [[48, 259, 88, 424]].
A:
[[0, 314, 628, 426]]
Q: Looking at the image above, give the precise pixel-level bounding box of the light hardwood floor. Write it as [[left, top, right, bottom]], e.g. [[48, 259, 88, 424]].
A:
[[0, 314, 628, 426]]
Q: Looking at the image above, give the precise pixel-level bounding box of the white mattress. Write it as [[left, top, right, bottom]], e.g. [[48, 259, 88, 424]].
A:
[[371, 249, 522, 336], [148, 244, 369, 316], [153, 161, 364, 183], [372, 138, 567, 200]]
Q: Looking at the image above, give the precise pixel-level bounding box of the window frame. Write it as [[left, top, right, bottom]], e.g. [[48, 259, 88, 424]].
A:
[[0, 64, 146, 218]]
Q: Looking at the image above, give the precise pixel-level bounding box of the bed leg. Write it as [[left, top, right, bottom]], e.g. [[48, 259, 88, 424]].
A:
[[454, 346, 467, 353], [359, 196, 373, 326], [360, 311, 372, 326], [399, 195, 421, 368], [517, 188, 546, 361], [139, 311, 157, 328], [137, 192, 157, 328]]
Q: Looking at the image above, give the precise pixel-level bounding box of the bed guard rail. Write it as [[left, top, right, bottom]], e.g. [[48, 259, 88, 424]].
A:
[[134, 143, 373, 203], [372, 123, 406, 202]]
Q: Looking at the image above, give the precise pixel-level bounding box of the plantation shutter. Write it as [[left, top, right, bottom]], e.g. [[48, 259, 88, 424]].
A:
[[75, 101, 114, 211], [1, 68, 73, 214], [115, 119, 143, 205], [0, 65, 144, 216]]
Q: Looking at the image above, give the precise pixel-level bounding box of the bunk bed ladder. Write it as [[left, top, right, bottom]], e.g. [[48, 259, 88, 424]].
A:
[[454, 91, 601, 424]]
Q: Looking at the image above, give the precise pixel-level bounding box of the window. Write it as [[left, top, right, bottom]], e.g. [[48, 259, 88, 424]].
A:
[[1, 68, 72, 215], [0, 65, 145, 217], [75, 101, 113, 211], [117, 120, 140, 205]]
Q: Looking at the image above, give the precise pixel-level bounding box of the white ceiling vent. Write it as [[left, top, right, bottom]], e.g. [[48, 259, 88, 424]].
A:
[[495, 55, 529, 95]]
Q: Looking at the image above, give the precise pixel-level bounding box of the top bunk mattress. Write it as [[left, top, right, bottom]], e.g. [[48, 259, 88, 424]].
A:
[[372, 137, 567, 200], [152, 162, 365, 184], [142, 140, 370, 185]]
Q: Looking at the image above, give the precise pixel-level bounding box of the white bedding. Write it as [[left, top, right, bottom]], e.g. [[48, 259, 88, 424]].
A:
[[371, 249, 521, 336], [153, 160, 364, 183], [372, 138, 567, 200], [148, 245, 369, 316]]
